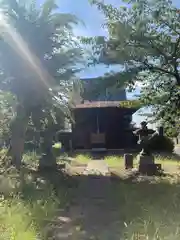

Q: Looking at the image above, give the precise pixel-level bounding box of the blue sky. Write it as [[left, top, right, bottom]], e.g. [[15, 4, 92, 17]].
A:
[[39, 0, 180, 126], [55, 0, 180, 78]]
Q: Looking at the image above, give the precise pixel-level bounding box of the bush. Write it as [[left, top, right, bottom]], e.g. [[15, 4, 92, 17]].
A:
[[149, 135, 174, 153]]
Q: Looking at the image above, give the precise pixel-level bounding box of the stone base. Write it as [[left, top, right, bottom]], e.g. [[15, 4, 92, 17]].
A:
[[138, 154, 154, 165], [136, 154, 163, 176], [139, 164, 162, 176], [38, 154, 57, 171], [138, 155, 155, 175]]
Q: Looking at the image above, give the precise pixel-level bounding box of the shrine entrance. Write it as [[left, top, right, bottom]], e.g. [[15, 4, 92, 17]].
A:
[[72, 101, 138, 150]]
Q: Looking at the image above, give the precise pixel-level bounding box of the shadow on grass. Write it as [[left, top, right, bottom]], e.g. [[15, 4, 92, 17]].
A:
[[0, 165, 75, 239], [43, 170, 180, 240], [1, 162, 180, 239]]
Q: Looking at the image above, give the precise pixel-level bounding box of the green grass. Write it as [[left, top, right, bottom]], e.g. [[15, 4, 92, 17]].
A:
[[74, 154, 92, 164], [0, 152, 71, 240], [1, 150, 180, 240], [103, 152, 180, 238], [104, 155, 124, 168], [103, 154, 180, 239], [155, 155, 180, 164], [110, 176, 180, 240], [23, 151, 40, 168], [0, 198, 38, 239], [104, 154, 180, 169], [70, 153, 180, 170], [65, 153, 180, 239]]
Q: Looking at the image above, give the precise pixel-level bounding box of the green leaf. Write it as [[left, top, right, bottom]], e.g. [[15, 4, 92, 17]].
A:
[[41, 0, 58, 17], [87, 0, 180, 132]]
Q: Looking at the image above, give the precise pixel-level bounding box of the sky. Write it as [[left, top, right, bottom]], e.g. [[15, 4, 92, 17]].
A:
[[54, 0, 180, 77], [39, 0, 180, 127]]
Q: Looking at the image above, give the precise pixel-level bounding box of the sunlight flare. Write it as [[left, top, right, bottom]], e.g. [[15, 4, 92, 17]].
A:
[[0, 10, 55, 92]]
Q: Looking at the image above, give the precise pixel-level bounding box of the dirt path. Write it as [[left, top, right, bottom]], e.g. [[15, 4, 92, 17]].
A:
[[50, 161, 122, 239]]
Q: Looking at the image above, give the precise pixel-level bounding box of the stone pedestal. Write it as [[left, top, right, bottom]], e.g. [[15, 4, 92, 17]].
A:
[[124, 154, 133, 169], [38, 153, 57, 171], [138, 154, 155, 175], [138, 154, 154, 165]]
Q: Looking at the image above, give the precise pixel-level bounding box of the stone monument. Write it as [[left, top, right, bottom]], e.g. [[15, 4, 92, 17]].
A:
[[133, 121, 159, 174], [39, 127, 57, 170]]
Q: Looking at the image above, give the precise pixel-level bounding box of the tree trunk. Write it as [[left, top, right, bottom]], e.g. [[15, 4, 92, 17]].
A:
[[10, 105, 29, 169]]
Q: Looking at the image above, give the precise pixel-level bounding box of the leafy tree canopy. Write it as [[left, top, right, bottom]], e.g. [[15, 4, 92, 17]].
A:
[[0, 0, 84, 167], [82, 0, 180, 133], [0, 0, 83, 111]]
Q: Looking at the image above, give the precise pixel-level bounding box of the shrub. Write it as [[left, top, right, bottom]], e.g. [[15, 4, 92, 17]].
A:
[[149, 135, 174, 153]]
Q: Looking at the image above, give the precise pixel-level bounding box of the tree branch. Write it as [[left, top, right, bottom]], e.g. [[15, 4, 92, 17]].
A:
[[129, 38, 171, 64], [159, 19, 180, 36], [149, 40, 170, 63], [143, 61, 176, 76]]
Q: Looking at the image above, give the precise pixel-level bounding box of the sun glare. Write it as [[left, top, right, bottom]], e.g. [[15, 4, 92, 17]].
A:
[[0, 9, 55, 93]]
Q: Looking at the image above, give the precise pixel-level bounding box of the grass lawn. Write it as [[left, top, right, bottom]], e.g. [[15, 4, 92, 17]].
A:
[[0, 151, 72, 240], [73, 153, 180, 169], [63, 152, 180, 239], [105, 154, 180, 170], [104, 155, 124, 168], [110, 175, 180, 239], [73, 154, 92, 165], [103, 154, 180, 239], [67, 153, 180, 239], [1, 150, 180, 239], [68, 154, 125, 167]]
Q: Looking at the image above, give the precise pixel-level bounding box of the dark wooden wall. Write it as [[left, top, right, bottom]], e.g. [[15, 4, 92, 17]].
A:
[[72, 107, 137, 149]]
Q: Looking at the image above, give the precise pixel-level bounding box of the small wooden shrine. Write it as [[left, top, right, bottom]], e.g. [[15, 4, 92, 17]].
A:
[[72, 101, 140, 150]]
